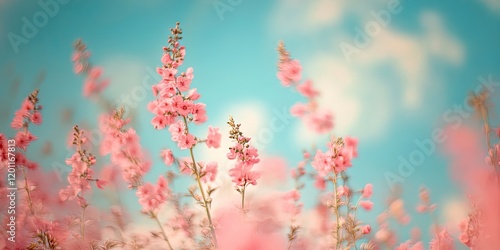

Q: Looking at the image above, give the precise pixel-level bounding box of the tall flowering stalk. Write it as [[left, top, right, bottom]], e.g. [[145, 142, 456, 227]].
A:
[[286, 151, 309, 249], [59, 125, 104, 243], [9, 89, 43, 215], [227, 116, 260, 212], [276, 41, 333, 134], [311, 137, 373, 248], [447, 89, 500, 249], [276, 43, 373, 248], [99, 107, 150, 189], [101, 107, 176, 249], [72, 39, 110, 98], [147, 22, 222, 248], [469, 89, 500, 176]]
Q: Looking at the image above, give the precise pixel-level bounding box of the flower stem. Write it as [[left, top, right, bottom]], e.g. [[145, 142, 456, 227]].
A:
[[477, 104, 500, 187], [241, 183, 247, 212], [21, 167, 35, 215], [332, 173, 341, 248], [182, 116, 219, 248], [152, 213, 174, 250], [81, 205, 86, 242]]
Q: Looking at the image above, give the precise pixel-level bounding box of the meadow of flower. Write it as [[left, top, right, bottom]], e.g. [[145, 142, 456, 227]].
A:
[[1, 22, 499, 250]]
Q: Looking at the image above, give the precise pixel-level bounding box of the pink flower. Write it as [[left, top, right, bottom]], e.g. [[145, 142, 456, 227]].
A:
[[361, 225, 371, 234], [96, 179, 107, 189], [159, 67, 177, 81], [176, 75, 192, 92], [307, 110, 334, 134], [89, 67, 103, 79], [175, 98, 193, 117], [206, 126, 221, 148], [186, 88, 200, 100], [337, 186, 351, 197], [136, 175, 170, 212], [416, 204, 427, 213], [229, 162, 260, 186], [419, 187, 430, 203], [429, 229, 454, 250], [30, 112, 42, 125], [290, 103, 308, 117], [169, 120, 186, 142], [161, 53, 172, 64], [201, 162, 218, 183], [74, 63, 84, 74], [344, 136, 358, 157], [152, 115, 168, 129], [177, 133, 196, 149], [191, 103, 208, 124], [161, 149, 175, 166], [277, 59, 302, 86], [362, 183, 373, 198], [359, 200, 374, 211], [11, 111, 25, 129], [15, 131, 37, 150], [285, 190, 301, 201], [296, 80, 319, 98], [314, 176, 326, 191]]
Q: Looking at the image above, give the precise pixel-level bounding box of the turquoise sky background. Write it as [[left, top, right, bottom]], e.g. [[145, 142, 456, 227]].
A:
[[1, 0, 500, 247]]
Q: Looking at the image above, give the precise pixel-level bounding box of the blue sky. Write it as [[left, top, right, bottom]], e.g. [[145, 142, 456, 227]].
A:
[[1, 0, 500, 246]]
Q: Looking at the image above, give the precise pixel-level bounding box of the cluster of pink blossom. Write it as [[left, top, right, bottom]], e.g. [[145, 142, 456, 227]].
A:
[[311, 136, 358, 176], [7, 90, 42, 170], [59, 125, 103, 207], [147, 23, 207, 135], [416, 187, 437, 213], [227, 116, 260, 188], [147, 22, 222, 248], [99, 108, 151, 188], [395, 228, 424, 250], [276, 41, 333, 134], [1, 90, 86, 249], [71, 39, 110, 97], [11, 93, 43, 130], [136, 175, 170, 213]]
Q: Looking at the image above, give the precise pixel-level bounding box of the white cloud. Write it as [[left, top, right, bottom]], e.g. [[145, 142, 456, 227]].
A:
[[354, 12, 464, 109], [294, 55, 391, 143], [269, 0, 346, 35], [355, 28, 427, 108], [420, 11, 465, 65], [442, 197, 468, 236], [269, 2, 466, 142]]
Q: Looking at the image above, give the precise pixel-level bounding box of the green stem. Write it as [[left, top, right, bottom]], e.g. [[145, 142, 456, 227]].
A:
[[22, 167, 34, 215], [152, 213, 174, 250], [182, 116, 219, 248], [332, 173, 341, 248], [241, 183, 247, 212], [81, 205, 86, 242]]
